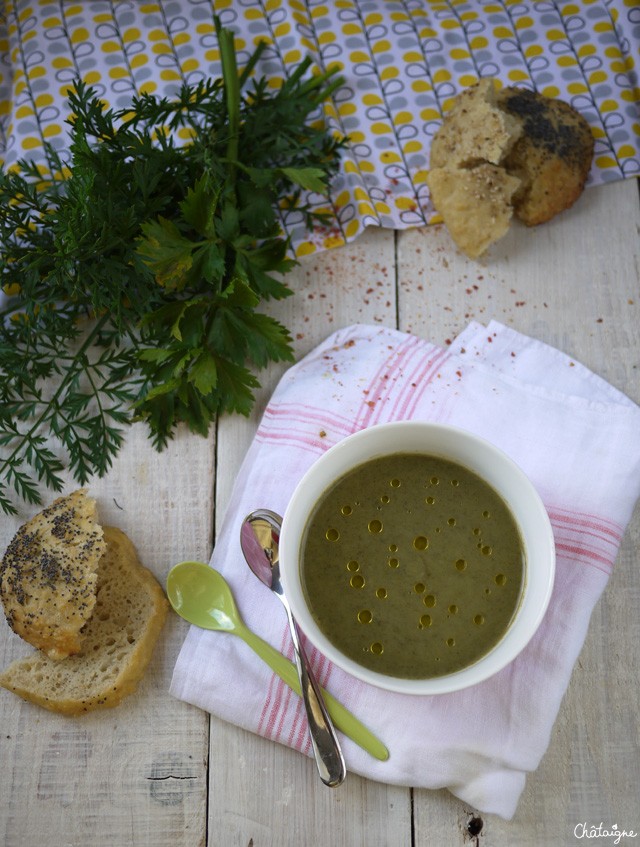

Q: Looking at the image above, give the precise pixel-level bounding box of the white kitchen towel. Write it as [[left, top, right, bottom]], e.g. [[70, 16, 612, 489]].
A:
[[170, 321, 640, 819]]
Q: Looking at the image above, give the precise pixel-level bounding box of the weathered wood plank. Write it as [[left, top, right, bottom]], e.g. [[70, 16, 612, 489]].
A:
[[209, 227, 414, 846], [0, 424, 214, 847], [399, 178, 640, 845]]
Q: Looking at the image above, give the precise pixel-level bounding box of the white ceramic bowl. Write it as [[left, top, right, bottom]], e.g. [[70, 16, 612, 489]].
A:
[[279, 421, 555, 695]]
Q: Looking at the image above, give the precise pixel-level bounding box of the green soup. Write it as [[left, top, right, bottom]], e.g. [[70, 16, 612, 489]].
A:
[[300, 453, 524, 679]]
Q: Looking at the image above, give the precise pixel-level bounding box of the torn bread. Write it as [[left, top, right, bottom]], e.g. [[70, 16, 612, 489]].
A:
[[0, 489, 105, 660], [0, 526, 168, 715], [497, 85, 594, 226], [430, 77, 523, 170], [427, 79, 594, 258], [427, 163, 521, 260]]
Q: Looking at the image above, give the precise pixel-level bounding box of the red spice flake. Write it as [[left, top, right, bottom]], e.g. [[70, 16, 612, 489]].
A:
[[487, 336, 493, 343], [460, 347, 466, 354], [296, 332, 304, 340], [455, 370, 462, 378], [596, 318, 603, 323], [515, 301, 526, 307], [510, 351, 516, 357], [319, 430, 327, 438], [445, 338, 452, 345], [366, 400, 376, 408]]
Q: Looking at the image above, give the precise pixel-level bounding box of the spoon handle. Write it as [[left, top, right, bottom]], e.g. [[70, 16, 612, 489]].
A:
[[285, 606, 346, 786], [239, 624, 389, 762]]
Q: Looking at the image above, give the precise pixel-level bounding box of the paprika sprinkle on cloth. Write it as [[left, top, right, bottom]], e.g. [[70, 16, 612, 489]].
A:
[[170, 321, 640, 819]]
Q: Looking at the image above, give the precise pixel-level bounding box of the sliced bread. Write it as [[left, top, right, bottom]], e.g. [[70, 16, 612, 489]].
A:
[[0, 526, 168, 715], [0, 489, 106, 660]]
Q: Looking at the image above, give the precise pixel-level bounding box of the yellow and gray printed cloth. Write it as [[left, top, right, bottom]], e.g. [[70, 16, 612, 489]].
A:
[[0, 0, 639, 253]]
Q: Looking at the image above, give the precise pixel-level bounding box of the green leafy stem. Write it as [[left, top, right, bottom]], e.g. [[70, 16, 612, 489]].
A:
[[0, 19, 346, 515]]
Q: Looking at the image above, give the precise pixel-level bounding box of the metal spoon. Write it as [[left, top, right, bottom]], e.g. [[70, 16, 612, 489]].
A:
[[241, 509, 347, 787], [166, 560, 389, 762]]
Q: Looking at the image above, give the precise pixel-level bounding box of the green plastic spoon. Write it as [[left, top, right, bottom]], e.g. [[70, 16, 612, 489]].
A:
[[166, 560, 389, 762]]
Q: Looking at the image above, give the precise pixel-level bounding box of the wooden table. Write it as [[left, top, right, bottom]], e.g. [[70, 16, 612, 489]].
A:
[[1, 177, 638, 847]]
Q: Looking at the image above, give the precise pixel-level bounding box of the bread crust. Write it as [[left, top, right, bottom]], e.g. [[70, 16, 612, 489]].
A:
[[497, 86, 594, 226], [0, 489, 105, 660]]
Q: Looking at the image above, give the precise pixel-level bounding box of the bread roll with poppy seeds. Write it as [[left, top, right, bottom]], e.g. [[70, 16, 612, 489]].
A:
[[427, 79, 594, 257]]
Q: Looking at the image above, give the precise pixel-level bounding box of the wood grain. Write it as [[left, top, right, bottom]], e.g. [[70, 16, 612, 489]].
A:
[[401, 179, 640, 846], [0, 180, 638, 846]]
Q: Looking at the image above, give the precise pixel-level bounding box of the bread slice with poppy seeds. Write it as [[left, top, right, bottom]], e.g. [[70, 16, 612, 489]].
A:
[[0, 489, 106, 661], [0, 526, 168, 715]]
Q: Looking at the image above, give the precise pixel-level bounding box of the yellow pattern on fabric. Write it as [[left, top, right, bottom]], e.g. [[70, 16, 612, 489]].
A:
[[0, 0, 638, 255]]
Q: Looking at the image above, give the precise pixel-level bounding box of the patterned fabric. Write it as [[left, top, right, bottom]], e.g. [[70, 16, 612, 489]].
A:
[[1, 0, 639, 253]]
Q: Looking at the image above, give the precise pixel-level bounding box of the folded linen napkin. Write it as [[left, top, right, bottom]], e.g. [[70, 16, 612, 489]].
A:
[[170, 321, 640, 819]]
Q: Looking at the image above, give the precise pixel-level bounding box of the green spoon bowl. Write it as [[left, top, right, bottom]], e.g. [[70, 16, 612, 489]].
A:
[[167, 560, 389, 762]]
